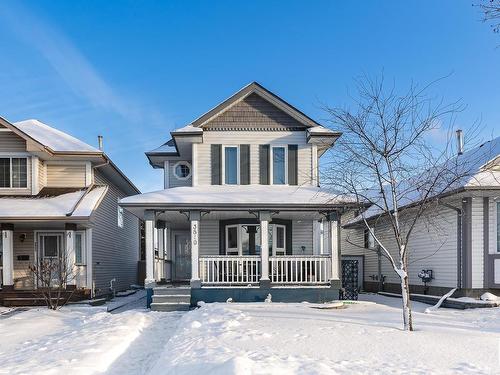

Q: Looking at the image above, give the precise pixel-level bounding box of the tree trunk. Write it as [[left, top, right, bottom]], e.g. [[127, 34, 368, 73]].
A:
[[400, 271, 413, 331]]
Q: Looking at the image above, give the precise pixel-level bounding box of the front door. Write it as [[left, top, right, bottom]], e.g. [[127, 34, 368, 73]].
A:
[[174, 234, 191, 281], [37, 233, 64, 287]]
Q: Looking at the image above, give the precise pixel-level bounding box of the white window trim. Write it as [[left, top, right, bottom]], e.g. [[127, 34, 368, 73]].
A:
[[0, 156, 29, 189], [172, 161, 192, 180], [270, 145, 288, 185], [272, 224, 286, 256], [221, 145, 240, 185], [75, 231, 86, 265], [225, 224, 240, 255]]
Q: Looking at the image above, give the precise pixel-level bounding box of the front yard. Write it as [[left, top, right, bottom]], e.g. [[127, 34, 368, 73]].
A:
[[1, 295, 499, 374]]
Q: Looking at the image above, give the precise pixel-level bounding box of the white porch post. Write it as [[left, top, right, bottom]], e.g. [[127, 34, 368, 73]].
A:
[[144, 210, 155, 288], [65, 224, 77, 287], [1, 224, 14, 288], [259, 211, 271, 288], [328, 212, 340, 282], [190, 211, 201, 288]]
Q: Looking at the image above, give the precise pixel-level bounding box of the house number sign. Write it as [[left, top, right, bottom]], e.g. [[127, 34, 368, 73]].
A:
[[192, 223, 198, 246]]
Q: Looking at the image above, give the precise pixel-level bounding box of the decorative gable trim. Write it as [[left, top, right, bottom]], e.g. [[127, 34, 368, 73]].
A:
[[191, 82, 323, 129]]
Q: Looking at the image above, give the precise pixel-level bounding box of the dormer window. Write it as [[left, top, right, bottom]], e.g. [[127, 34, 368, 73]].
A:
[[0, 157, 27, 188]]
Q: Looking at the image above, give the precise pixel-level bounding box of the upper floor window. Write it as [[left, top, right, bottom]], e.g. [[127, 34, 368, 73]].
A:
[[0, 157, 27, 188], [271, 146, 287, 185], [223, 146, 239, 185], [364, 227, 375, 249], [173, 161, 191, 180]]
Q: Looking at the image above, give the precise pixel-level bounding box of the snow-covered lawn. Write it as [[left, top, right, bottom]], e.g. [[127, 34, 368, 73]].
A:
[[1, 295, 500, 374]]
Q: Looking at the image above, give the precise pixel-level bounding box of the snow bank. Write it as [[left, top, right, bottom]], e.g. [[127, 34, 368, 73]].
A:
[[149, 297, 499, 374]]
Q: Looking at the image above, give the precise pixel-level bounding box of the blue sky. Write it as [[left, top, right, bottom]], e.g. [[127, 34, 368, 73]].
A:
[[0, 1, 498, 192]]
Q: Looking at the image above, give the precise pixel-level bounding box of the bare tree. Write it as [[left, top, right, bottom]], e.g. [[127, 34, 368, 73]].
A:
[[475, 0, 500, 33], [29, 254, 76, 310], [322, 75, 481, 331]]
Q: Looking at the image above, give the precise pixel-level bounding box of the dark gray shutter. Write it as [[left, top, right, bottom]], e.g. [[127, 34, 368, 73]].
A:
[[288, 144, 298, 186], [211, 144, 222, 185], [259, 145, 270, 185], [240, 144, 250, 185]]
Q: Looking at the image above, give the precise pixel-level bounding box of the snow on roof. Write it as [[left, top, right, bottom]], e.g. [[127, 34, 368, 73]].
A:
[[172, 125, 203, 134], [307, 126, 340, 135], [348, 135, 500, 225], [120, 185, 354, 208], [148, 139, 178, 154], [12, 119, 100, 153], [0, 186, 107, 219]]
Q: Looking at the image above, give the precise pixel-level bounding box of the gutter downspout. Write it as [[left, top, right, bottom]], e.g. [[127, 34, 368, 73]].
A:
[[439, 200, 463, 289]]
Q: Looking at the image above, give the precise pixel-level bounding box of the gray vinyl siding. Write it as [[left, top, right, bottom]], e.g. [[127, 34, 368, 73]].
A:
[[196, 131, 312, 186], [13, 230, 35, 289], [91, 171, 139, 294], [292, 220, 313, 255], [199, 220, 219, 255], [198, 219, 312, 256], [471, 198, 485, 288], [169, 161, 192, 188], [0, 131, 27, 152], [342, 204, 459, 289], [46, 164, 86, 187]]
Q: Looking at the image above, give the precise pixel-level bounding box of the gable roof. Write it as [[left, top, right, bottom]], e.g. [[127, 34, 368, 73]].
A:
[[13, 119, 101, 154], [0, 116, 140, 195], [190, 82, 324, 129], [346, 135, 500, 226]]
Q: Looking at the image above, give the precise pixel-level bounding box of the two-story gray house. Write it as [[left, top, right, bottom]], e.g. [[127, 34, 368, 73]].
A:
[[0, 117, 140, 306], [120, 82, 355, 310]]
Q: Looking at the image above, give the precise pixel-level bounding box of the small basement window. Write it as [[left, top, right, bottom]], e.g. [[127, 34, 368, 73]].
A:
[[173, 161, 191, 180]]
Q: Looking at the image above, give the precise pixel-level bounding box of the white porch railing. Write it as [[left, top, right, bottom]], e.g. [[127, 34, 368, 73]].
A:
[[199, 255, 332, 285], [270, 255, 331, 284], [199, 256, 261, 285]]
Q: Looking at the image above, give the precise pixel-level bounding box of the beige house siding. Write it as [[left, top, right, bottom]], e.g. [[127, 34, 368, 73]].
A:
[[91, 171, 139, 294], [0, 131, 27, 152], [46, 163, 86, 187], [203, 93, 306, 130], [38, 159, 47, 189], [196, 131, 312, 186], [13, 230, 35, 289]]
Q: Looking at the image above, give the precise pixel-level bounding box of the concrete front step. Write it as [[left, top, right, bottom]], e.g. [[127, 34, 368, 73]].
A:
[[150, 302, 190, 312], [153, 287, 191, 296], [152, 294, 191, 304]]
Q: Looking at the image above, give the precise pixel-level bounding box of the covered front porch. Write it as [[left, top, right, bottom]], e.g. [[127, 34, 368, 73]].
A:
[[142, 208, 342, 303], [0, 221, 92, 305]]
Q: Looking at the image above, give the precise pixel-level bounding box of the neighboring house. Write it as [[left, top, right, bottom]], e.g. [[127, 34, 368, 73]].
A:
[[341, 136, 500, 297], [120, 82, 355, 310], [0, 117, 140, 306]]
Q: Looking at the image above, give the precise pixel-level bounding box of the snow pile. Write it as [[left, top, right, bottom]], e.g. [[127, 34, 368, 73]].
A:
[[149, 296, 498, 374], [480, 292, 499, 301], [0, 305, 181, 375]]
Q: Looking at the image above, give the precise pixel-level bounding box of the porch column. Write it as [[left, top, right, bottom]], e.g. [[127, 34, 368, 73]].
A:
[[1, 223, 14, 289], [65, 223, 77, 287], [259, 211, 271, 288], [144, 210, 155, 288], [328, 212, 340, 283], [85, 228, 93, 296], [190, 211, 201, 288]]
